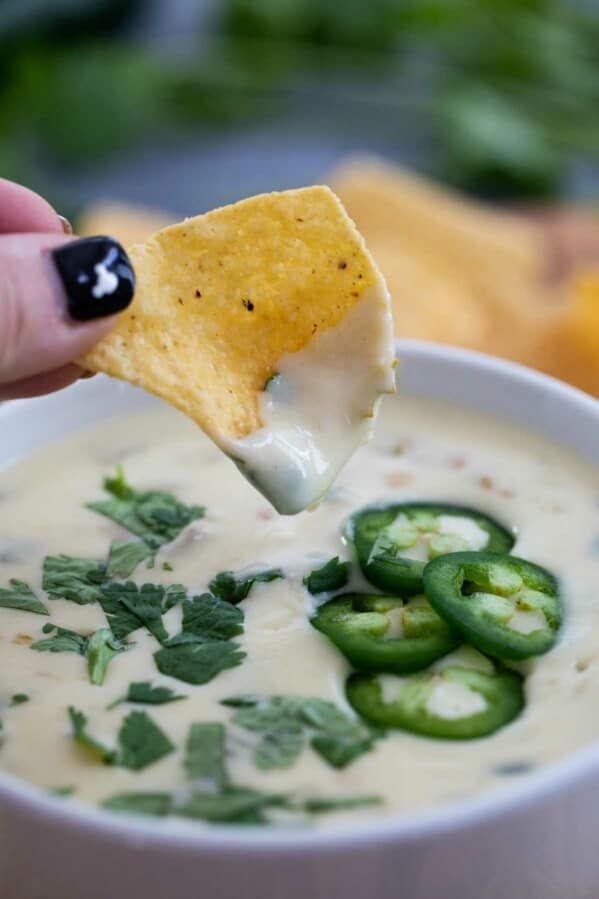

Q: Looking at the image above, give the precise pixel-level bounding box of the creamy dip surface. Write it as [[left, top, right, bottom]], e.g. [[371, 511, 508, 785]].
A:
[[0, 395, 597, 828], [225, 288, 396, 515]]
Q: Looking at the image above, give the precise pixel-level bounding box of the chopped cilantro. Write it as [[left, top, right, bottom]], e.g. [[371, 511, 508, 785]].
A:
[[106, 540, 152, 578], [154, 640, 245, 685], [101, 792, 172, 817], [68, 708, 173, 771], [50, 786, 76, 797], [117, 711, 175, 771], [179, 593, 244, 641], [311, 733, 376, 769], [87, 628, 126, 686], [10, 693, 29, 706], [162, 561, 174, 572], [43, 555, 106, 605], [98, 584, 144, 641], [69, 707, 116, 764], [107, 681, 185, 709], [31, 623, 88, 655], [184, 722, 229, 788], [209, 568, 284, 605], [87, 466, 204, 550], [303, 557, 350, 595], [0, 579, 48, 615], [178, 788, 287, 824], [302, 795, 382, 813], [222, 695, 378, 770], [100, 581, 170, 643]]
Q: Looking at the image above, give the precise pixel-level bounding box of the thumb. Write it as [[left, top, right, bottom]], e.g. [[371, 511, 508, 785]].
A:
[[0, 233, 134, 386]]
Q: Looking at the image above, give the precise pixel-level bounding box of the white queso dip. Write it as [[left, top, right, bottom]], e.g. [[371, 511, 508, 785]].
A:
[[0, 394, 597, 828]]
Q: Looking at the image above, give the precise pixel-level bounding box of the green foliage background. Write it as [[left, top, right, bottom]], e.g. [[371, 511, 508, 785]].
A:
[[1, 0, 598, 210]]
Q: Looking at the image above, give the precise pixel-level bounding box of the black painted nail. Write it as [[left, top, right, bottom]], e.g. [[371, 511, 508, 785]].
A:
[[52, 236, 135, 321]]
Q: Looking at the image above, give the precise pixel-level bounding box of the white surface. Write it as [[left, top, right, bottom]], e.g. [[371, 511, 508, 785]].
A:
[[0, 340, 597, 899]]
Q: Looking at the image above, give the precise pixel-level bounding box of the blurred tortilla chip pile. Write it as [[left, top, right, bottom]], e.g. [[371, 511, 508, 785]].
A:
[[78, 158, 599, 396]]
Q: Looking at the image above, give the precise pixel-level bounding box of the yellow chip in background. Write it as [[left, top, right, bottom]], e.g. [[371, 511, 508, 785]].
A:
[[81, 186, 396, 511]]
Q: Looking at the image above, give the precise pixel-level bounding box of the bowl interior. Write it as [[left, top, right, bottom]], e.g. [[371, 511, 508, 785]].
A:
[[0, 340, 597, 852]]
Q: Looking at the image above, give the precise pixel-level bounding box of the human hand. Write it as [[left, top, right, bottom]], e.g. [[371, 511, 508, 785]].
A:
[[0, 178, 135, 400]]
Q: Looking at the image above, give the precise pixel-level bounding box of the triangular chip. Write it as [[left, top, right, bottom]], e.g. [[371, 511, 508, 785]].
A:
[[81, 186, 395, 513]]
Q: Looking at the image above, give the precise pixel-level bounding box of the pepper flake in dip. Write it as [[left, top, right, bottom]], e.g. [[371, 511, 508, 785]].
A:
[[81, 187, 396, 513]]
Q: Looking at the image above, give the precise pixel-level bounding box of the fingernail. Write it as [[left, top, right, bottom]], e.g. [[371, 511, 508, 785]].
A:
[[51, 236, 135, 321], [57, 215, 73, 235]]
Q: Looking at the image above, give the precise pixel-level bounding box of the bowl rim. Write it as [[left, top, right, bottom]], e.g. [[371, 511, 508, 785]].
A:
[[0, 339, 597, 854]]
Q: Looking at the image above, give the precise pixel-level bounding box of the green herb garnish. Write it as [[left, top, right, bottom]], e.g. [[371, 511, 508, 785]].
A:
[[117, 710, 175, 771], [222, 695, 378, 770], [101, 792, 172, 817], [68, 708, 173, 771], [301, 795, 382, 813], [10, 693, 30, 706], [31, 623, 88, 655], [87, 628, 126, 686], [99, 581, 174, 644], [154, 640, 246, 685], [43, 555, 106, 605], [69, 707, 116, 764], [108, 681, 186, 709], [178, 788, 288, 824], [50, 786, 76, 797], [0, 579, 48, 615], [179, 593, 244, 641], [106, 540, 152, 578], [184, 722, 229, 788], [303, 557, 350, 595], [209, 569, 284, 605], [87, 466, 204, 551]]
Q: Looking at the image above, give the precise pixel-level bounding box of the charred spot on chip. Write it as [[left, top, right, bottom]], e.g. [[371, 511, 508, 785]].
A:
[[242, 299, 255, 312], [195, 290, 202, 298], [338, 260, 347, 269]]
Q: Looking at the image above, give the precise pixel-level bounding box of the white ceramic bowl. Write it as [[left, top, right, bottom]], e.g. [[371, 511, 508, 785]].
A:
[[0, 341, 597, 899]]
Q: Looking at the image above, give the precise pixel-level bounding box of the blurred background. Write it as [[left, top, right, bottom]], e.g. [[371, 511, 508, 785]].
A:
[[1, 0, 598, 392], [2, 0, 599, 215]]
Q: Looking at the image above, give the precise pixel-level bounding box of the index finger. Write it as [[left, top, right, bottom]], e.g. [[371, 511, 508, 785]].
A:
[[0, 178, 64, 235]]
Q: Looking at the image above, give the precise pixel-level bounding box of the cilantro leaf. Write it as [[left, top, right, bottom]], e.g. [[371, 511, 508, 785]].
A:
[[310, 733, 376, 769], [227, 699, 305, 770], [100, 581, 170, 643], [68, 707, 116, 764], [50, 786, 76, 797], [108, 681, 185, 709], [87, 466, 204, 550], [98, 583, 145, 641], [302, 795, 382, 813], [0, 579, 48, 615], [178, 788, 287, 824], [223, 694, 378, 770], [31, 623, 88, 655], [117, 710, 174, 771], [10, 693, 29, 706], [106, 540, 152, 578], [43, 555, 106, 605], [303, 557, 350, 595], [101, 792, 172, 817], [209, 568, 284, 605], [87, 628, 126, 686], [184, 722, 229, 788], [154, 640, 245, 685], [180, 593, 244, 641]]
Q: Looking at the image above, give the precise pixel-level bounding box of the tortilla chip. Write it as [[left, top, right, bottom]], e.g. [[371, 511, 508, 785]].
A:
[[81, 186, 390, 440], [77, 202, 173, 248]]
